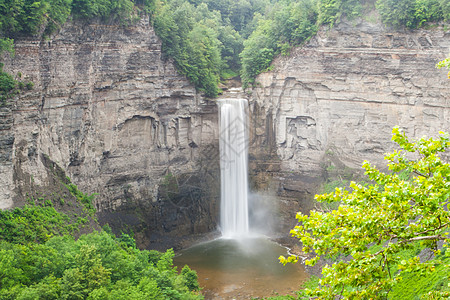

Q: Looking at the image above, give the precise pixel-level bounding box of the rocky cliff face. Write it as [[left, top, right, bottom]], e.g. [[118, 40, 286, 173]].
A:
[[2, 16, 449, 247], [1, 18, 220, 249], [249, 19, 450, 229]]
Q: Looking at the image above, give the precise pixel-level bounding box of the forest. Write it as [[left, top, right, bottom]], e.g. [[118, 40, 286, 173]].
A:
[[0, 184, 202, 299]]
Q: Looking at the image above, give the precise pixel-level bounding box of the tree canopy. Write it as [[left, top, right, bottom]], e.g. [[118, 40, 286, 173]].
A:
[[280, 127, 450, 299], [0, 231, 202, 300], [0, 184, 202, 300]]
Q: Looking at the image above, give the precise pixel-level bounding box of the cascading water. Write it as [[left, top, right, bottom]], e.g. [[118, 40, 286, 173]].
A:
[[173, 95, 307, 299], [218, 98, 249, 238]]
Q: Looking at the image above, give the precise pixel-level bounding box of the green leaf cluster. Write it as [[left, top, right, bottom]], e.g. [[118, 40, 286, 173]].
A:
[[318, 0, 363, 25], [0, 62, 34, 106], [437, 56, 450, 79], [281, 127, 450, 299], [71, 0, 146, 26], [0, 195, 202, 299], [0, 62, 17, 104], [0, 188, 97, 244], [0, 205, 76, 244]]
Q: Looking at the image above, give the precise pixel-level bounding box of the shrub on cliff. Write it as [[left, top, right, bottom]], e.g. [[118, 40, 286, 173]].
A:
[[376, 0, 447, 28], [281, 127, 450, 299], [0, 61, 33, 107]]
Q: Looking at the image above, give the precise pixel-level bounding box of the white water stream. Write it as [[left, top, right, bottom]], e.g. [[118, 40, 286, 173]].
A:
[[218, 98, 249, 238], [173, 94, 308, 299]]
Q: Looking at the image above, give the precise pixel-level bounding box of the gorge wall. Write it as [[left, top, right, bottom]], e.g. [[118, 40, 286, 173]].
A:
[[1, 15, 450, 247], [1, 18, 220, 249], [249, 19, 450, 230]]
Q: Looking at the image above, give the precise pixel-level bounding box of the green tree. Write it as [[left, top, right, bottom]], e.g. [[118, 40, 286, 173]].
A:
[[281, 127, 450, 299], [60, 244, 111, 299], [181, 265, 200, 292], [240, 0, 319, 87], [44, 0, 72, 35], [0, 0, 26, 36], [153, 0, 223, 97], [240, 17, 276, 86]]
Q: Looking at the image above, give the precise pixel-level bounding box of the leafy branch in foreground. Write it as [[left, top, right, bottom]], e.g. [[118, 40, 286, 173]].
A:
[[280, 127, 450, 299]]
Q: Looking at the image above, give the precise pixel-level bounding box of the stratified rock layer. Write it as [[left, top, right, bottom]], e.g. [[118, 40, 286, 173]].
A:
[[249, 20, 450, 229], [1, 18, 220, 249], [1, 16, 449, 246]]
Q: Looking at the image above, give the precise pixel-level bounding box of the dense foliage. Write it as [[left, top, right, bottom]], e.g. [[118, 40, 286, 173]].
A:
[[0, 189, 202, 299], [154, 1, 223, 97], [0, 181, 96, 245], [0, 0, 155, 38], [280, 127, 450, 299], [0, 232, 202, 300], [376, 0, 449, 29], [240, 0, 320, 86], [153, 0, 269, 96], [0, 205, 80, 245]]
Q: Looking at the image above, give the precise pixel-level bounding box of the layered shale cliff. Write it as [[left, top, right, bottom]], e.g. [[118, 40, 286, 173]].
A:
[[1, 18, 220, 249], [1, 15, 450, 247], [249, 19, 450, 229]]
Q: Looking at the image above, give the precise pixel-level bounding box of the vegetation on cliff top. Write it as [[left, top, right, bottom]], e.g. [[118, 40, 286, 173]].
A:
[[0, 0, 155, 105], [0, 0, 155, 38], [0, 0, 448, 97], [280, 127, 450, 299], [151, 0, 450, 91], [0, 0, 448, 98]]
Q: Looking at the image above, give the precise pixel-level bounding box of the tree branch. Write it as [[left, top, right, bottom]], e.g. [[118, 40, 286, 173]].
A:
[[406, 235, 449, 242], [413, 222, 450, 236]]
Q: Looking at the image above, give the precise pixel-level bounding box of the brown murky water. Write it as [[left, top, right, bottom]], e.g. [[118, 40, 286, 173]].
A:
[[174, 237, 308, 299]]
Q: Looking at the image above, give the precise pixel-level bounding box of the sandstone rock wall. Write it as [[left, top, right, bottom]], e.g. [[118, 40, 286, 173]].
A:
[[249, 20, 450, 227], [1, 18, 220, 249]]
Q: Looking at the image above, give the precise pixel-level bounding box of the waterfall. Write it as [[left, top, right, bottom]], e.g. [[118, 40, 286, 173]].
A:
[[218, 98, 249, 238]]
